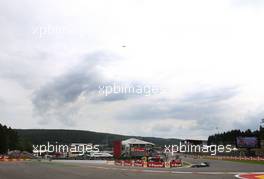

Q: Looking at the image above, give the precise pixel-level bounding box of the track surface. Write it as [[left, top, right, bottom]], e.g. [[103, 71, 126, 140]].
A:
[[0, 158, 263, 179]]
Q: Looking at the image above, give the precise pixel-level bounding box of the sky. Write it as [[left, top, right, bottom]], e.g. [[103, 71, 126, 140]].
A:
[[0, 0, 264, 140]]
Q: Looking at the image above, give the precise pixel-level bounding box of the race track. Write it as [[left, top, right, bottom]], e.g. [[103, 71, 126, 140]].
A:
[[0, 158, 263, 179]]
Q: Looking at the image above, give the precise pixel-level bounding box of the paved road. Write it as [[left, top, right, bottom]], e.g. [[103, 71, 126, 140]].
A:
[[0, 159, 263, 179], [182, 157, 264, 172]]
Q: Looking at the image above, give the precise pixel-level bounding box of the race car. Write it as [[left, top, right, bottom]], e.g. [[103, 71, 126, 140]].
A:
[[191, 162, 210, 168]]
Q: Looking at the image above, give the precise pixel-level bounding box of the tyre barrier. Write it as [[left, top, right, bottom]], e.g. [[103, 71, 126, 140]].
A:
[[114, 160, 182, 168], [0, 156, 30, 162]]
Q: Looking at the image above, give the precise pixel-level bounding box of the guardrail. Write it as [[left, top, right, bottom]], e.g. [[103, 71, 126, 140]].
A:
[[193, 155, 264, 161], [209, 156, 264, 161]]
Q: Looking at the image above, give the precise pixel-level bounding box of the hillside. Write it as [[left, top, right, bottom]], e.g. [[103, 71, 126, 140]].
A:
[[15, 129, 181, 147]]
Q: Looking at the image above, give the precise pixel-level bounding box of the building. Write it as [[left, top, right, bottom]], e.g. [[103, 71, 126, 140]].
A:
[[121, 138, 155, 157]]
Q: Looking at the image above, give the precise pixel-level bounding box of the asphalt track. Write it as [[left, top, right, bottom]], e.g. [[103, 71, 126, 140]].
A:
[[0, 159, 263, 179]]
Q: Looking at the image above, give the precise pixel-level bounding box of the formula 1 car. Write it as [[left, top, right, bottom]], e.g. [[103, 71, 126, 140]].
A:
[[191, 162, 210, 168]]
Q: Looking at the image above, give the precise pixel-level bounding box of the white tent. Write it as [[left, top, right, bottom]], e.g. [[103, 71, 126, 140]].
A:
[[122, 138, 155, 147]]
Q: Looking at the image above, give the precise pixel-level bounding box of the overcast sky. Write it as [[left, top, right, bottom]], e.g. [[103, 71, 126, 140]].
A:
[[0, 0, 264, 139]]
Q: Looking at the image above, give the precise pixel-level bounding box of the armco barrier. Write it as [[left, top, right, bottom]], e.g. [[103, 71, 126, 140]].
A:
[[199, 155, 264, 161]]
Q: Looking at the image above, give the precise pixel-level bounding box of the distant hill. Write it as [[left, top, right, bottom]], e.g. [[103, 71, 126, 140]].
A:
[[15, 129, 181, 146]]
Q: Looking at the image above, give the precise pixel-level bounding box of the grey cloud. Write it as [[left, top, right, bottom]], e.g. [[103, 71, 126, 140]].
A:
[[93, 81, 155, 103], [232, 110, 264, 131], [182, 87, 238, 103], [34, 71, 100, 106], [0, 98, 5, 104], [0, 50, 52, 89], [152, 124, 172, 133], [94, 93, 129, 102], [117, 87, 240, 137], [119, 87, 237, 120], [32, 52, 143, 125], [32, 52, 109, 125]]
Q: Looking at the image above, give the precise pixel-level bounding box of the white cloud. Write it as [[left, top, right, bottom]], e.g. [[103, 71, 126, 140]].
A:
[[0, 0, 264, 139]]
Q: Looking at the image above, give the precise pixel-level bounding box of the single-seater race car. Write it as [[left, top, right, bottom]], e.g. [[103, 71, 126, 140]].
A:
[[191, 162, 210, 168]]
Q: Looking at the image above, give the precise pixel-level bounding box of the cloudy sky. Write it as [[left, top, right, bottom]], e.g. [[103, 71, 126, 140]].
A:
[[1, 0, 264, 139]]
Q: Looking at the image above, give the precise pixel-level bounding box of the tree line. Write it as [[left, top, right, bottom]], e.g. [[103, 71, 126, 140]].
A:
[[16, 129, 181, 147], [0, 123, 32, 154], [208, 126, 264, 146]]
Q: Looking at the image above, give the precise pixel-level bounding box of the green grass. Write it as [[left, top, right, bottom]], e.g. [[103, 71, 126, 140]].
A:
[[203, 157, 264, 165], [25, 160, 78, 168], [182, 161, 192, 167], [224, 159, 264, 165]]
